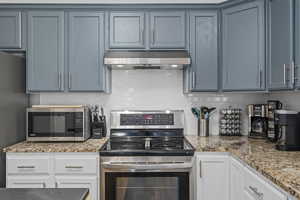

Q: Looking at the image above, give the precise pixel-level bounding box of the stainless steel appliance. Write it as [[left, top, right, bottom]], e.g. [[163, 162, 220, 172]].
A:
[[104, 51, 191, 70], [27, 105, 90, 142], [100, 110, 194, 200], [0, 52, 28, 187], [275, 110, 300, 151], [248, 104, 268, 139], [267, 100, 283, 142]]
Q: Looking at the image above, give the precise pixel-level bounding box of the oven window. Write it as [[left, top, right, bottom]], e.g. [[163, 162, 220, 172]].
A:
[[106, 172, 189, 200]]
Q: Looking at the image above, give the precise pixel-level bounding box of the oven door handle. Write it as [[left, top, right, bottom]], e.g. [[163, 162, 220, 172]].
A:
[[101, 162, 193, 171]]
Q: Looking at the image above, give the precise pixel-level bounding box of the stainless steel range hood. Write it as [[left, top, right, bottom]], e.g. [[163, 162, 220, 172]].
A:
[[104, 51, 191, 70]]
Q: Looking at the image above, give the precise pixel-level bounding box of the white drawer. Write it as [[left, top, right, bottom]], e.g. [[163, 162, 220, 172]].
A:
[[54, 156, 98, 175], [7, 154, 50, 175], [244, 167, 287, 200]]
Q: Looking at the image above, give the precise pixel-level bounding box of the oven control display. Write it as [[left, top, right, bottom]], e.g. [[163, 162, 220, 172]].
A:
[[120, 114, 174, 126]]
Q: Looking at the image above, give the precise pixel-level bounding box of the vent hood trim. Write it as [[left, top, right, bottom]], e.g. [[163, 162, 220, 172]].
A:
[[104, 51, 191, 69]]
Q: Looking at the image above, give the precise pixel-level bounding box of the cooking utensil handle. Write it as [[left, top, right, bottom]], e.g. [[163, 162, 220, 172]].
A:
[[101, 107, 104, 117]]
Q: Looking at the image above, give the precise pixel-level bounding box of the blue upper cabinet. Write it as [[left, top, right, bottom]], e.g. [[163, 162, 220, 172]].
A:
[[268, 0, 294, 90], [27, 11, 64, 92], [68, 12, 106, 92], [294, 0, 300, 88], [222, 0, 265, 91], [0, 11, 22, 49], [109, 12, 145, 49], [189, 11, 218, 92], [149, 11, 186, 49]]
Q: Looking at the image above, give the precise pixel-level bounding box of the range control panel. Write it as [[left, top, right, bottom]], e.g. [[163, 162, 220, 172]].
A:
[[120, 114, 174, 126]]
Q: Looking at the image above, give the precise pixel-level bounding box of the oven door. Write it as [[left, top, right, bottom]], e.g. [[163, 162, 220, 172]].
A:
[[101, 158, 192, 200], [27, 110, 84, 141]]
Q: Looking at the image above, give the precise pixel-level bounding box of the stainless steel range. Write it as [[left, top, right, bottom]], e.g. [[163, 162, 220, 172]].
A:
[[100, 110, 195, 200]]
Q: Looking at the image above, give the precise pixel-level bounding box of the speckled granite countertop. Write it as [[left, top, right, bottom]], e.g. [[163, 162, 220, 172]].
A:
[[3, 138, 108, 153], [3, 136, 300, 199], [185, 136, 300, 199]]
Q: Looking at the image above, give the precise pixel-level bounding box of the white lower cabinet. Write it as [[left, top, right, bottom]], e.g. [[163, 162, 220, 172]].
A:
[[244, 164, 287, 200], [230, 157, 287, 200], [195, 154, 230, 200], [230, 157, 244, 200], [195, 154, 289, 200], [7, 176, 52, 188], [55, 176, 98, 200], [6, 153, 99, 200]]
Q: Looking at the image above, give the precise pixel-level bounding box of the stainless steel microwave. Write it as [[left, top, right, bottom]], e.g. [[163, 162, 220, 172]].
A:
[[26, 106, 90, 142]]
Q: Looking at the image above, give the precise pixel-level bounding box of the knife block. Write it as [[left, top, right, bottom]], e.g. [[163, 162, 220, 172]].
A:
[[91, 116, 107, 139]]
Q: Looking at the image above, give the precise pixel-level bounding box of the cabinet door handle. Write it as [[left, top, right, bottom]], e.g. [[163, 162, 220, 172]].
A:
[[199, 160, 202, 178], [68, 72, 72, 89], [192, 72, 196, 89], [295, 64, 299, 83], [291, 61, 295, 85], [17, 165, 35, 169], [249, 186, 264, 200], [283, 64, 287, 85], [65, 166, 83, 169], [142, 28, 145, 43], [58, 72, 62, 90], [152, 29, 155, 45], [258, 68, 262, 88]]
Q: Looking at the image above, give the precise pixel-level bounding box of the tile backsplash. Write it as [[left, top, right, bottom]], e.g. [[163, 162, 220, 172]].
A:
[[30, 70, 267, 135], [269, 92, 300, 111]]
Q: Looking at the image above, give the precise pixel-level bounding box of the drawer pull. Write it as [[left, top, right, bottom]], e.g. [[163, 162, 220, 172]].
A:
[[65, 166, 83, 169], [17, 165, 35, 169], [249, 186, 264, 200]]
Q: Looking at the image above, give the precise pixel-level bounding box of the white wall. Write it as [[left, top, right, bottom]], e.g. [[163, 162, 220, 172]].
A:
[[31, 70, 267, 136], [0, 0, 227, 4]]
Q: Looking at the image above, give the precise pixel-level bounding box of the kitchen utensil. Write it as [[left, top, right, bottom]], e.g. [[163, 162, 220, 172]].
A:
[[197, 106, 217, 137], [91, 105, 107, 139], [191, 107, 201, 119]]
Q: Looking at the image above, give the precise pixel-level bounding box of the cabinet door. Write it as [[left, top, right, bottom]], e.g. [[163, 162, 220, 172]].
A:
[[222, 0, 265, 91], [295, 0, 300, 88], [56, 177, 98, 200], [7, 177, 51, 188], [68, 12, 106, 91], [268, 0, 294, 90], [244, 166, 287, 200], [189, 11, 218, 91], [230, 158, 244, 200], [0, 11, 22, 49], [27, 11, 64, 92], [150, 11, 186, 49], [196, 155, 230, 200], [109, 12, 145, 49]]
